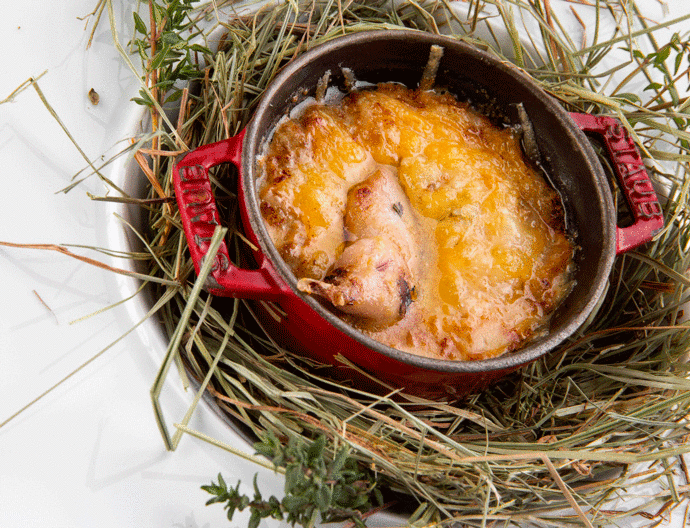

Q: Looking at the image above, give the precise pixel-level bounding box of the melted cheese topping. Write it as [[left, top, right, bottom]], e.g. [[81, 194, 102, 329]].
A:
[[258, 83, 574, 361]]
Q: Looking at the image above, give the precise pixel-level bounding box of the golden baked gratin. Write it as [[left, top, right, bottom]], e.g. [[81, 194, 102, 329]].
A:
[[257, 83, 575, 361]]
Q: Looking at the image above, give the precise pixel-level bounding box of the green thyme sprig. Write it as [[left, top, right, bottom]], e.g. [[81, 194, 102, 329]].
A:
[[130, 0, 211, 107], [202, 434, 384, 528]]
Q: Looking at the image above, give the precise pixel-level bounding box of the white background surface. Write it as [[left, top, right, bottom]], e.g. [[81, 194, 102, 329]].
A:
[[1, 2, 278, 527], [1, 1, 688, 527]]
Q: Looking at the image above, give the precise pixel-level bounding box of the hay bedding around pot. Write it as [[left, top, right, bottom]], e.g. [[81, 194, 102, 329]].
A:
[[19, 0, 690, 526]]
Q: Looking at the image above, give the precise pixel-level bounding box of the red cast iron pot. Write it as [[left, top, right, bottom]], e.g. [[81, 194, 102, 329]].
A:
[[172, 30, 663, 398]]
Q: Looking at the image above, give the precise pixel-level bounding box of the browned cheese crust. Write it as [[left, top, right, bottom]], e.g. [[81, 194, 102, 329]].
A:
[[258, 84, 575, 361]]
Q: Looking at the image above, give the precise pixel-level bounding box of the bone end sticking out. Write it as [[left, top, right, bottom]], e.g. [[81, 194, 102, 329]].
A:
[[419, 45, 444, 92], [297, 237, 415, 328]]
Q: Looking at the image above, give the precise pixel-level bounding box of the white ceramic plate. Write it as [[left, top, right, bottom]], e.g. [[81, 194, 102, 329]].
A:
[[1, 1, 687, 527]]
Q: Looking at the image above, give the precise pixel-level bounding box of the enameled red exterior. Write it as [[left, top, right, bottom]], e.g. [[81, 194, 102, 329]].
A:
[[172, 30, 664, 399], [567, 113, 664, 254]]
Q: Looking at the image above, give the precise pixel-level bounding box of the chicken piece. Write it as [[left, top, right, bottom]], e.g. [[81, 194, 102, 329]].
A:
[[298, 167, 421, 327], [297, 237, 414, 327], [344, 166, 419, 264]]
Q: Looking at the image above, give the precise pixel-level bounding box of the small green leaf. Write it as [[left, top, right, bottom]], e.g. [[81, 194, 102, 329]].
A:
[[331, 486, 350, 506], [285, 493, 310, 511], [164, 90, 184, 104], [268, 495, 283, 519], [329, 447, 349, 480], [152, 2, 166, 23], [252, 474, 262, 501], [189, 43, 212, 54], [373, 487, 384, 506], [314, 485, 331, 511], [248, 511, 261, 528], [253, 445, 275, 459], [132, 11, 147, 35], [350, 492, 369, 509], [675, 52, 684, 75], [150, 48, 170, 70], [134, 39, 149, 61], [307, 435, 326, 464], [204, 495, 225, 506], [654, 46, 671, 65], [161, 30, 183, 47], [614, 93, 641, 104], [284, 464, 304, 493]]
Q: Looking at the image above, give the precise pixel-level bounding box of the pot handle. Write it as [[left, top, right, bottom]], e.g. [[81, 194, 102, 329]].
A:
[[172, 131, 287, 299], [569, 112, 664, 254]]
